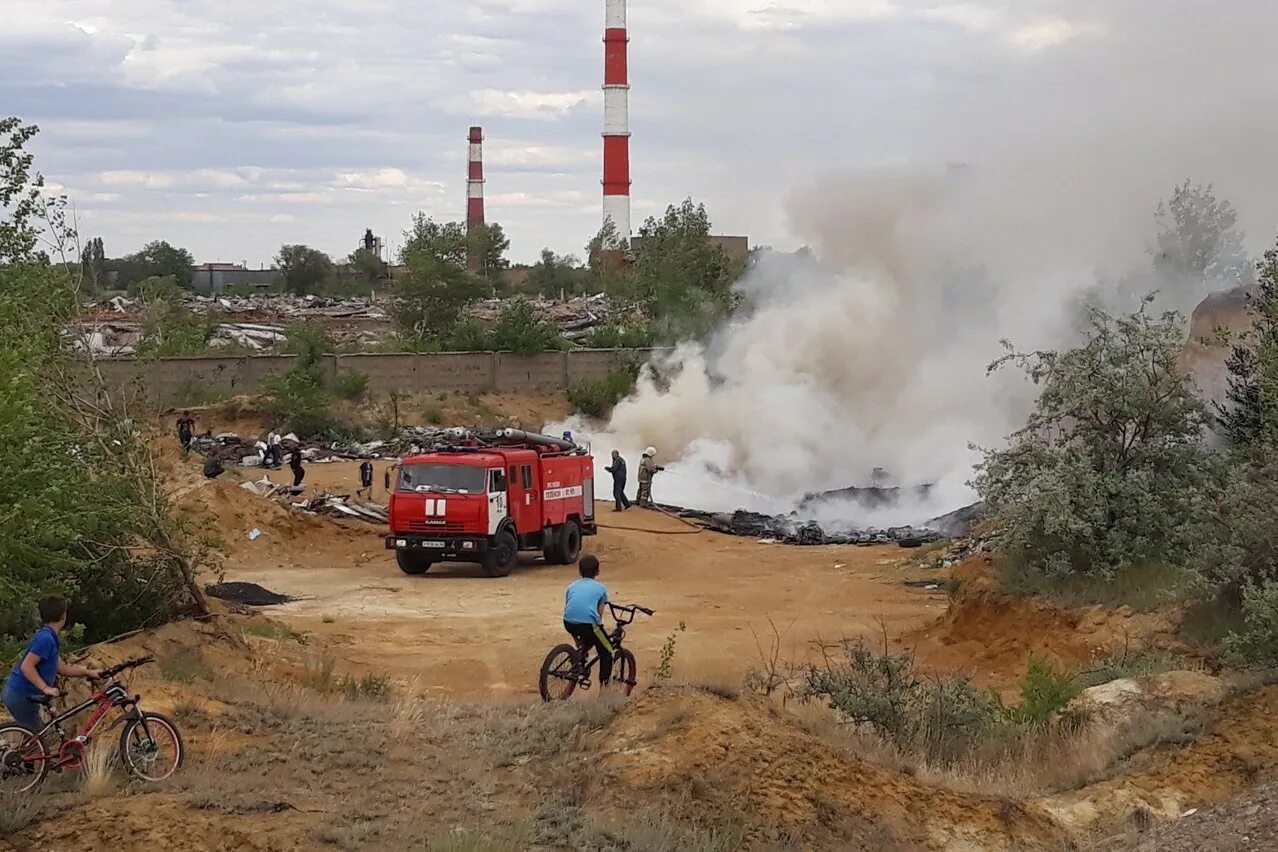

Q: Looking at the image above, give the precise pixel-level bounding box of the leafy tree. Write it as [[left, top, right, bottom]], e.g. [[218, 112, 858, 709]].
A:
[[276, 244, 334, 296], [527, 248, 588, 297], [441, 317, 491, 352], [264, 322, 337, 437], [80, 236, 106, 291], [348, 247, 387, 286], [401, 214, 469, 268], [1153, 181, 1250, 289], [393, 252, 489, 341], [135, 276, 220, 356], [974, 301, 1219, 577], [0, 117, 43, 262], [1, 118, 210, 646], [1217, 239, 1278, 447], [489, 298, 564, 354], [115, 240, 196, 290], [467, 222, 510, 281], [632, 199, 739, 336]]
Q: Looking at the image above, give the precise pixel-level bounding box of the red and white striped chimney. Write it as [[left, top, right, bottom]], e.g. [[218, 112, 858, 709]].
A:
[[602, 0, 631, 245], [467, 126, 485, 231]]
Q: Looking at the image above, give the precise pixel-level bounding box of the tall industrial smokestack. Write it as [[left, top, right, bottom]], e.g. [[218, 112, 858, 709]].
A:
[[467, 126, 485, 272], [602, 0, 631, 246]]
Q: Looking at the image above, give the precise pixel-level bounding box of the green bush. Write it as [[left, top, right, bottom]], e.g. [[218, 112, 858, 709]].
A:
[[567, 367, 639, 418], [585, 323, 656, 349], [264, 364, 335, 438], [334, 370, 369, 400], [490, 298, 564, 354], [1001, 656, 1080, 725], [974, 302, 1218, 580]]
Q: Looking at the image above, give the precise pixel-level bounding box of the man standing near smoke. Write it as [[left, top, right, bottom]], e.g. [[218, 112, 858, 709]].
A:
[[637, 447, 664, 508], [604, 450, 630, 512]]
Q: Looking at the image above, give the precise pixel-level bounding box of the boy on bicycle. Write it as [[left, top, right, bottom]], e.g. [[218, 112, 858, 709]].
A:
[[3, 597, 101, 731], [562, 555, 614, 688]]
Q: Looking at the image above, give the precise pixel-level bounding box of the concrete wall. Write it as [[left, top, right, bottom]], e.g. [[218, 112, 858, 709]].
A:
[[97, 349, 665, 406]]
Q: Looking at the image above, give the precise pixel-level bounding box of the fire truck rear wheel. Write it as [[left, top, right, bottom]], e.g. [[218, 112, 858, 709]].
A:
[[482, 529, 518, 578], [396, 551, 433, 576], [554, 520, 582, 565]]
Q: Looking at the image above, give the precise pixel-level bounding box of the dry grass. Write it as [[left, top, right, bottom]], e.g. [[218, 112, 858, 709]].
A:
[[160, 648, 214, 683], [80, 741, 119, 798]]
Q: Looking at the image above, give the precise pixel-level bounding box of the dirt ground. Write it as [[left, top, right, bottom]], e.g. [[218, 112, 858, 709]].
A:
[[7, 426, 1278, 850], [204, 456, 946, 700]]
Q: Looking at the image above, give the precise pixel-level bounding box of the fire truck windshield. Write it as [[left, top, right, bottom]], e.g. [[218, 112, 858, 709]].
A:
[[397, 463, 486, 495]]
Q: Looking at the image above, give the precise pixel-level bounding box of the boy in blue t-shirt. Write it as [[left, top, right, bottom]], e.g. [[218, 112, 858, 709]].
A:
[[562, 555, 615, 686], [3, 598, 101, 731]]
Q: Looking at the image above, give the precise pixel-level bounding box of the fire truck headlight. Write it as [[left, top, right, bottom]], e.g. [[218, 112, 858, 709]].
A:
[[461, 541, 475, 550], [396, 539, 407, 548]]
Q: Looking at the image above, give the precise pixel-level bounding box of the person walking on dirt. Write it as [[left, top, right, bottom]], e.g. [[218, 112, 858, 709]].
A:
[[636, 447, 664, 508], [3, 597, 101, 732], [289, 448, 305, 489], [604, 450, 630, 512], [358, 460, 374, 499], [176, 413, 195, 454], [562, 555, 614, 689]]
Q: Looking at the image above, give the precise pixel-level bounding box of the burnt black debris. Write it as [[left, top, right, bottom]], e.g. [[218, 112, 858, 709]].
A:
[[205, 582, 295, 607], [797, 484, 935, 513], [664, 506, 941, 547]]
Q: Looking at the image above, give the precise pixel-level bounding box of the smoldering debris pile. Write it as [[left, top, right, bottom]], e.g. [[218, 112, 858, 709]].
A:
[[798, 484, 935, 513], [669, 506, 942, 548]]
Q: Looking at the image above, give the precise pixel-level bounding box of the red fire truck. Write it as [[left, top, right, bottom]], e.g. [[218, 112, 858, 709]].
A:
[[385, 429, 597, 577]]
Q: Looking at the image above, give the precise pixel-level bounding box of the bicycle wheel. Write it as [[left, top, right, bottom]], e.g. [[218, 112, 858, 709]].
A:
[[613, 649, 637, 697], [539, 644, 581, 702], [0, 724, 50, 794], [118, 712, 184, 782]]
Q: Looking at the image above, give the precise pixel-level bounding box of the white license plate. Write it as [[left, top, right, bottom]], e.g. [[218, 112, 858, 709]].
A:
[[420, 540, 446, 548]]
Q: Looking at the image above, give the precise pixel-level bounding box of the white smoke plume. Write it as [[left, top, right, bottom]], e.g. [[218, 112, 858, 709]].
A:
[[559, 0, 1278, 527]]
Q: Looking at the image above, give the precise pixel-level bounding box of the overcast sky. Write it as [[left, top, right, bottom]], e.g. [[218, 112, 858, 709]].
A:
[[6, 1, 1276, 267]]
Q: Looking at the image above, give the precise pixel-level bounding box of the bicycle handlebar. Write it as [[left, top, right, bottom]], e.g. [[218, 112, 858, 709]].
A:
[[607, 603, 655, 623]]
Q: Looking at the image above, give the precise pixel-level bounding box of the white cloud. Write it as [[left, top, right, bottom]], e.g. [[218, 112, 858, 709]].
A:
[[457, 89, 599, 120], [1005, 18, 1107, 52]]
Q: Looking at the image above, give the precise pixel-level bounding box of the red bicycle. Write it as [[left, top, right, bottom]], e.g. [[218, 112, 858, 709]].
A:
[[0, 656, 184, 794]]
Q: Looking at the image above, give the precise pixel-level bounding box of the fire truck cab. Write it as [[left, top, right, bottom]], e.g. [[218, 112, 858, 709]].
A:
[[385, 429, 597, 577]]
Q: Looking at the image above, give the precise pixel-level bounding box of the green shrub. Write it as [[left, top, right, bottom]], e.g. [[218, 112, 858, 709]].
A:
[[568, 367, 639, 418], [1002, 656, 1080, 725], [585, 323, 656, 349], [334, 370, 369, 400], [490, 298, 564, 354], [264, 365, 335, 438], [974, 303, 1218, 581]]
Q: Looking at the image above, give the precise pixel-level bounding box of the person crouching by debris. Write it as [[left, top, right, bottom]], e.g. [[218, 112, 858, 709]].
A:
[[202, 450, 225, 480], [289, 448, 306, 489], [358, 460, 374, 499], [604, 450, 630, 512], [636, 447, 664, 508]]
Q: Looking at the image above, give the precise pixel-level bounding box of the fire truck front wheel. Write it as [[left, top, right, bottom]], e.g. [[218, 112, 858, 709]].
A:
[[482, 529, 518, 578], [396, 551, 433, 576]]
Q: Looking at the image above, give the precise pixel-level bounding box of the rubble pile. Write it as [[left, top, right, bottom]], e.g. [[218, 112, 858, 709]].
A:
[[668, 506, 942, 548], [77, 292, 629, 355], [290, 493, 389, 525]]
